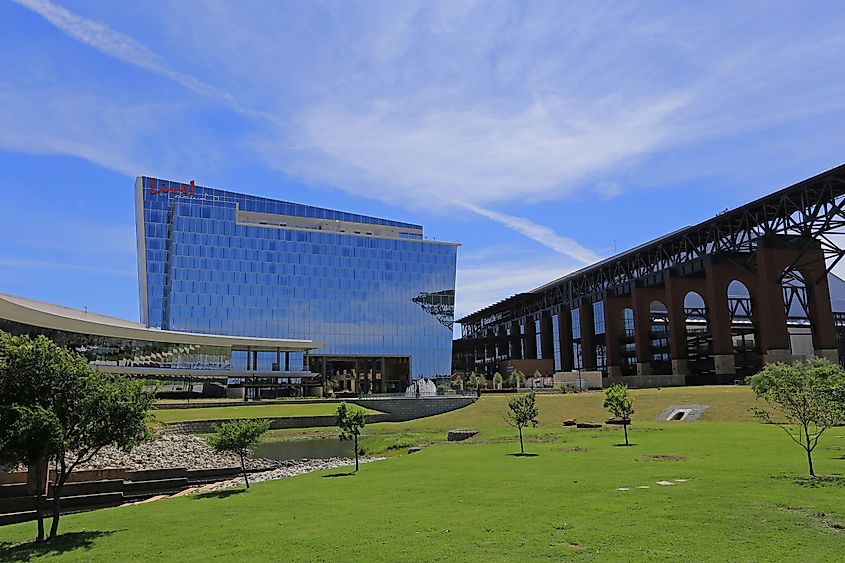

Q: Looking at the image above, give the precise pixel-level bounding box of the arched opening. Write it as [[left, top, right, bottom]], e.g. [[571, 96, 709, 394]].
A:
[[684, 291, 714, 381], [619, 307, 636, 375], [782, 269, 814, 357], [727, 280, 759, 375], [649, 300, 671, 374]]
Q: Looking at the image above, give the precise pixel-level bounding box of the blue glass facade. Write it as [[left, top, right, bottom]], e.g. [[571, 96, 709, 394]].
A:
[[136, 177, 458, 381]]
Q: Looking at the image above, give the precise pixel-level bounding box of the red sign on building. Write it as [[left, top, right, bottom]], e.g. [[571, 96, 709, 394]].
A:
[[149, 178, 196, 196]]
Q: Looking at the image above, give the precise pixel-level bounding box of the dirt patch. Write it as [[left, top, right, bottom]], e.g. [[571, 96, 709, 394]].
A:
[[562, 446, 586, 453], [781, 505, 845, 533], [642, 454, 687, 462], [568, 543, 585, 550], [772, 474, 845, 489]]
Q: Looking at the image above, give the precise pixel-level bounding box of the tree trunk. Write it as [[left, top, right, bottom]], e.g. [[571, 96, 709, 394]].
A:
[[518, 426, 524, 453], [354, 436, 359, 472], [804, 425, 816, 477], [49, 478, 64, 540], [807, 448, 815, 477], [240, 451, 250, 489], [33, 462, 45, 542], [623, 422, 629, 446]]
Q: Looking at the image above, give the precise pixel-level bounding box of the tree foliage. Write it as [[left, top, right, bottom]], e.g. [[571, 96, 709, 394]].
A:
[[512, 370, 526, 389], [208, 418, 271, 488], [505, 392, 538, 454], [747, 358, 845, 476], [335, 402, 367, 471], [466, 371, 477, 389], [532, 370, 543, 389], [493, 372, 503, 389], [603, 384, 634, 446], [0, 332, 154, 541]]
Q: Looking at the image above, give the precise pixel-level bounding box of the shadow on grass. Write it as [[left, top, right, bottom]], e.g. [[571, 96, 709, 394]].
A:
[[772, 474, 845, 489], [613, 443, 638, 447], [322, 472, 356, 478], [0, 530, 117, 563], [192, 488, 247, 500], [508, 453, 539, 457]]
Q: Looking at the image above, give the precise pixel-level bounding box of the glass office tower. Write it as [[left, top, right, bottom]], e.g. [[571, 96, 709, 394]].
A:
[[135, 177, 458, 389]]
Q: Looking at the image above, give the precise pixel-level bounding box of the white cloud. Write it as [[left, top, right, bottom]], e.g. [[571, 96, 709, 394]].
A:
[[284, 95, 687, 210], [11, 0, 280, 125], [0, 257, 135, 277], [460, 203, 600, 264], [455, 255, 578, 321]]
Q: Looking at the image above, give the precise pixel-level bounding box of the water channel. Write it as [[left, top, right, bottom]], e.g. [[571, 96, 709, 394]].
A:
[[253, 437, 354, 461]]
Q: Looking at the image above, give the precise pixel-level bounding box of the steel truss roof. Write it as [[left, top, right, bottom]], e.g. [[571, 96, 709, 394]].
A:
[[459, 163, 845, 326]]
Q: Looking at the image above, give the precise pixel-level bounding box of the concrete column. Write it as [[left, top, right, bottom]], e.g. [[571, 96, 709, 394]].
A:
[[524, 316, 538, 360], [603, 295, 625, 378], [321, 356, 327, 397], [579, 301, 597, 370], [801, 252, 838, 356], [755, 245, 792, 362], [664, 275, 693, 377], [509, 320, 523, 360], [631, 287, 655, 376], [705, 264, 736, 377], [540, 312, 554, 362]]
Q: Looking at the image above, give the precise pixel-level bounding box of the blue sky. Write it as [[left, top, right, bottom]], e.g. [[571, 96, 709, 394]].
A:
[[2, 1, 845, 333]]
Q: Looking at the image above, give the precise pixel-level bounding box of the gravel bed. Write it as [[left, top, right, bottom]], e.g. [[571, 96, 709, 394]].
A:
[[76, 433, 282, 471], [198, 456, 386, 493]]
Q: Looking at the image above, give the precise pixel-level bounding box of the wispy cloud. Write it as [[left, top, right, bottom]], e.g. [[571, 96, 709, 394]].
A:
[[285, 95, 687, 210], [11, 0, 282, 126], [0, 257, 135, 277], [460, 203, 600, 264], [455, 255, 578, 321]]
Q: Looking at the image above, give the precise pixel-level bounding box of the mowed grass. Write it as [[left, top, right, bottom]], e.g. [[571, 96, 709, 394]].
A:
[[153, 403, 380, 423], [2, 387, 844, 561]]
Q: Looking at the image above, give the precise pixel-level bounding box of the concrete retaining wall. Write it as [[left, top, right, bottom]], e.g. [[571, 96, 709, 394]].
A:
[[165, 413, 392, 434], [164, 396, 476, 432], [604, 374, 686, 388], [348, 396, 477, 422]]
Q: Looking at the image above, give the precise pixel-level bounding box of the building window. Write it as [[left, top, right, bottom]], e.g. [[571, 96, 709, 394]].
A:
[[595, 344, 607, 376], [551, 314, 561, 371], [593, 301, 605, 335], [571, 308, 581, 340], [622, 308, 635, 338], [572, 342, 583, 370], [535, 319, 542, 359]]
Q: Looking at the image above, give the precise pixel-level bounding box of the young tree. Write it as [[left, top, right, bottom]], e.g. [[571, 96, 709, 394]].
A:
[[514, 370, 526, 389], [476, 373, 486, 391], [208, 418, 271, 488], [493, 372, 503, 390], [335, 402, 367, 471], [747, 358, 845, 477], [466, 371, 478, 390], [0, 405, 60, 542], [451, 374, 464, 391], [507, 371, 516, 389], [0, 332, 155, 540], [603, 384, 634, 446], [505, 392, 539, 454], [532, 370, 543, 389]]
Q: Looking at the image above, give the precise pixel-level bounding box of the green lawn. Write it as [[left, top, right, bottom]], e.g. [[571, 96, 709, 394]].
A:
[[154, 403, 380, 423], [2, 387, 844, 561]]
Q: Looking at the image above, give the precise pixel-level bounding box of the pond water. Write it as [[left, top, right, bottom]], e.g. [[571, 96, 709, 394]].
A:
[[253, 437, 354, 461]]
